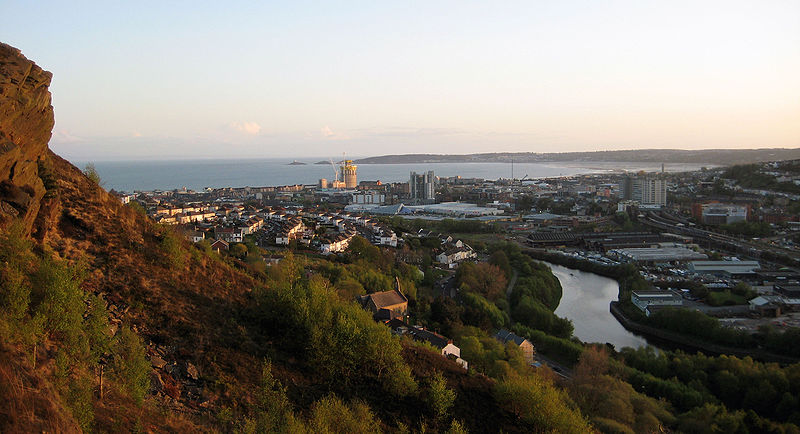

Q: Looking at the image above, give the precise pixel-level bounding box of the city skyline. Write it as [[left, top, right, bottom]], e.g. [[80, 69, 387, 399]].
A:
[[1, 1, 798, 161]]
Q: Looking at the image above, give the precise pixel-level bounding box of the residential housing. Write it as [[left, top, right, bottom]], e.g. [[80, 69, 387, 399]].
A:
[[358, 289, 408, 321], [494, 329, 535, 365]]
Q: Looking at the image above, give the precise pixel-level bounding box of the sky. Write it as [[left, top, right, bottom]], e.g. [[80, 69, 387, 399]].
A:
[[2, 1, 799, 161]]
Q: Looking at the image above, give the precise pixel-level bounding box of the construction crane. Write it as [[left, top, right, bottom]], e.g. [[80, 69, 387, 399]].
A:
[[329, 158, 340, 183]]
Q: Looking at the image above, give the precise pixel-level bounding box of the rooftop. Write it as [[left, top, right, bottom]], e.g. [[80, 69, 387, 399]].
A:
[[361, 289, 408, 309]]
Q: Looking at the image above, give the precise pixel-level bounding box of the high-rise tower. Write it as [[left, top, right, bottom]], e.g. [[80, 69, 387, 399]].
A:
[[620, 175, 667, 207], [410, 171, 435, 203]]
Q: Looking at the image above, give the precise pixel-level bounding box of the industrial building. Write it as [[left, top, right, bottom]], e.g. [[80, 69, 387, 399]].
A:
[[692, 202, 748, 225], [610, 247, 707, 263], [351, 192, 386, 205], [632, 290, 683, 315], [688, 260, 761, 277], [405, 202, 503, 217]]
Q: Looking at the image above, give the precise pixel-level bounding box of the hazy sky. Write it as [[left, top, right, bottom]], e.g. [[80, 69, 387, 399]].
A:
[[2, 1, 799, 161]]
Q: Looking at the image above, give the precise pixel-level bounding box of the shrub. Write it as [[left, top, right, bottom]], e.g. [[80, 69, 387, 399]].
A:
[[112, 326, 151, 405], [67, 375, 95, 432], [426, 371, 456, 420], [309, 395, 381, 434], [495, 372, 590, 433], [83, 163, 102, 185]]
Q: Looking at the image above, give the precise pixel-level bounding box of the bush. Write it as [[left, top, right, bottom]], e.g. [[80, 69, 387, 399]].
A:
[[426, 371, 456, 420], [309, 395, 381, 434], [67, 375, 95, 432], [112, 326, 151, 405], [252, 360, 298, 432], [495, 372, 590, 433], [83, 163, 102, 185], [0, 225, 35, 321], [30, 256, 86, 349], [158, 227, 185, 269]]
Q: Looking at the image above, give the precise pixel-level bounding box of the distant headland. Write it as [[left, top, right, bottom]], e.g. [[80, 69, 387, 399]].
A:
[[354, 148, 800, 166]]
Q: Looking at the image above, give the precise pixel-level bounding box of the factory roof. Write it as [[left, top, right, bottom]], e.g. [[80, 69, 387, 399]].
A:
[[613, 247, 707, 262]]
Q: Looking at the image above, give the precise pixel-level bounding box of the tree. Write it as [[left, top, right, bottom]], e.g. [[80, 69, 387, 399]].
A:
[[495, 372, 590, 433], [85, 293, 112, 364], [30, 256, 86, 348], [230, 243, 249, 260], [309, 395, 381, 434], [112, 326, 151, 405], [0, 224, 35, 321], [426, 371, 456, 421], [253, 360, 298, 432], [83, 163, 102, 185], [456, 262, 507, 301], [489, 250, 512, 280]]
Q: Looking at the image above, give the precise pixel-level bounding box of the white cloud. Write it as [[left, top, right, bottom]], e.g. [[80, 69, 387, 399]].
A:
[[321, 125, 335, 137], [320, 125, 352, 140], [51, 129, 84, 143], [229, 121, 262, 135]]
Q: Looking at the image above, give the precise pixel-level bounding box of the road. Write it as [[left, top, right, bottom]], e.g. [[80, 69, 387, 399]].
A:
[[534, 353, 572, 379], [505, 269, 519, 298]]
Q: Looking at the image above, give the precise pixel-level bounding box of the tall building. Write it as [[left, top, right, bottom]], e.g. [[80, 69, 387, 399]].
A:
[[341, 160, 357, 189], [621, 175, 667, 207], [410, 171, 435, 203]]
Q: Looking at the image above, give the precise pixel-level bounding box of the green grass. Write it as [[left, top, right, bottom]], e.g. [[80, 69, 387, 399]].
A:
[[706, 290, 748, 306]]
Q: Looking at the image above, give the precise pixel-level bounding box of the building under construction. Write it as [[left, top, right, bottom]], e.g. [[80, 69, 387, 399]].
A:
[[341, 160, 357, 189]]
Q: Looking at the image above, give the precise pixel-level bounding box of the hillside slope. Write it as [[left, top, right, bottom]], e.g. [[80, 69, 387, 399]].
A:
[[1, 43, 544, 433]]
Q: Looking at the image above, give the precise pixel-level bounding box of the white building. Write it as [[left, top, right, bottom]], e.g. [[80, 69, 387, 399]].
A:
[[621, 176, 667, 207], [699, 203, 748, 225], [351, 192, 386, 205], [631, 290, 683, 314]]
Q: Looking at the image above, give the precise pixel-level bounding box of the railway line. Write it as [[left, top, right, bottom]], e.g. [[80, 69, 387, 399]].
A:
[[642, 211, 799, 271]]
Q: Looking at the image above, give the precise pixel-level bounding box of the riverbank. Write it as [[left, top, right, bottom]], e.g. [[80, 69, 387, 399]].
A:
[[546, 262, 649, 350], [520, 246, 800, 364], [610, 302, 799, 364]]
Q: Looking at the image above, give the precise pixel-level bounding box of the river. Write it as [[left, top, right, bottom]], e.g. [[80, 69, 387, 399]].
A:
[[547, 262, 651, 350]]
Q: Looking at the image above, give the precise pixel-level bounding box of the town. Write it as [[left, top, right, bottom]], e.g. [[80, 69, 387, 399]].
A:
[[107, 158, 800, 370]]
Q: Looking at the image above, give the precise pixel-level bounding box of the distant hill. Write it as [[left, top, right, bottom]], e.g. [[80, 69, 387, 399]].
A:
[[356, 148, 800, 166]]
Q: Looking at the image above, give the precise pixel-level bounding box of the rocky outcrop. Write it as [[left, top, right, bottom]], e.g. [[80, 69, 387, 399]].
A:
[[0, 42, 54, 233]]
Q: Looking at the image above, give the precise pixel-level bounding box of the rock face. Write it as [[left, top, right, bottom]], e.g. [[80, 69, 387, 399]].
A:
[[0, 42, 54, 233]]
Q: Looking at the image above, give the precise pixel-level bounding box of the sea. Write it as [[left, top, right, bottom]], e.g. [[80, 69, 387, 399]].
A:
[[77, 159, 713, 192]]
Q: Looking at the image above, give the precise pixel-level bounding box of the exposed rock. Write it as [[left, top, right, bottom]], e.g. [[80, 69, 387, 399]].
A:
[[150, 371, 165, 394], [185, 362, 199, 381], [0, 43, 54, 234], [165, 363, 178, 375], [0, 200, 18, 217], [150, 354, 167, 369]]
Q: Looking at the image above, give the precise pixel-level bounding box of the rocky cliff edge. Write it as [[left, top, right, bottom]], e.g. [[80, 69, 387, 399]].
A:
[[0, 42, 54, 233]]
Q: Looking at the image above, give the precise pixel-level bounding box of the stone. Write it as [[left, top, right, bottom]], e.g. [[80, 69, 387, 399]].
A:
[[150, 371, 164, 394], [150, 354, 167, 369], [185, 362, 199, 381], [0, 200, 19, 217], [0, 43, 54, 234]]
